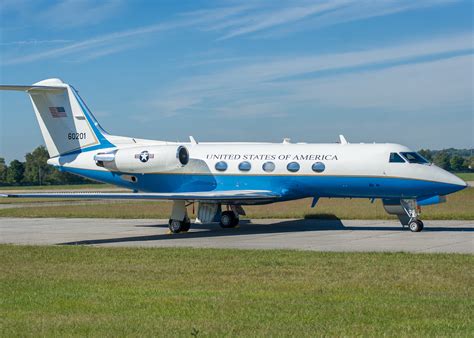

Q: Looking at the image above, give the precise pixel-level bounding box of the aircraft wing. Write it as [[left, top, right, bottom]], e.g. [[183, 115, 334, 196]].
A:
[[0, 190, 280, 203]]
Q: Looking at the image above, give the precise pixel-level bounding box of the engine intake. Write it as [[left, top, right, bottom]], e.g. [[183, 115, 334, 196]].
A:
[[177, 146, 189, 166]]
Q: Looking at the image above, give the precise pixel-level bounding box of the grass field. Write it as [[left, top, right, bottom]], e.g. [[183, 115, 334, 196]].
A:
[[0, 245, 472, 336], [456, 172, 474, 181], [0, 183, 115, 190], [1, 187, 472, 220]]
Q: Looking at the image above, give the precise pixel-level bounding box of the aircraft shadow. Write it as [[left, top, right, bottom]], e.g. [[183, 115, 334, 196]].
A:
[[59, 218, 473, 246]]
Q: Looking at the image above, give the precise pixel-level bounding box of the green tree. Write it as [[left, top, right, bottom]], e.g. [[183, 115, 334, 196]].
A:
[[433, 152, 452, 171], [450, 155, 467, 172], [6, 160, 24, 185], [0, 158, 7, 185], [23, 146, 52, 185], [468, 156, 474, 171], [48, 168, 91, 185]]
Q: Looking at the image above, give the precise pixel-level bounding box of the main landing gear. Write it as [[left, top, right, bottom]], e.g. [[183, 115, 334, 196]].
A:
[[219, 210, 240, 228], [167, 201, 241, 233], [168, 217, 191, 233], [168, 200, 191, 234]]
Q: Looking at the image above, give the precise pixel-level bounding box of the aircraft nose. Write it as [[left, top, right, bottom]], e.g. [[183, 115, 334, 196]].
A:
[[440, 170, 468, 192]]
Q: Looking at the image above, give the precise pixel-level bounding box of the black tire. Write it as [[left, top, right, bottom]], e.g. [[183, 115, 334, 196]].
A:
[[181, 218, 191, 232], [168, 219, 183, 233], [409, 220, 423, 232], [417, 220, 424, 231], [232, 216, 240, 227], [220, 211, 237, 228]]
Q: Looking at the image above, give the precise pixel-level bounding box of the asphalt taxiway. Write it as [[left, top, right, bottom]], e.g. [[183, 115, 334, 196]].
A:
[[0, 218, 472, 253]]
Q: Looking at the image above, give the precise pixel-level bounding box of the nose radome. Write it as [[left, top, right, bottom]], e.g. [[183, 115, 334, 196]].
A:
[[443, 170, 468, 187]]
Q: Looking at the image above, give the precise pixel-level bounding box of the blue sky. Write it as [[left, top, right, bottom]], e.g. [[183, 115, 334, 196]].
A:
[[0, 0, 473, 162]]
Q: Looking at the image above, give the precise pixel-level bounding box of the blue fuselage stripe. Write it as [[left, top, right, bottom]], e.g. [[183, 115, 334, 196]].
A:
[[61, 167, 465, 200]]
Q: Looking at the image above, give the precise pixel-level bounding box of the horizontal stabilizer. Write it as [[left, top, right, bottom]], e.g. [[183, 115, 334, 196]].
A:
[[0, 190, 280, 202], [0, 85, 66, 92]]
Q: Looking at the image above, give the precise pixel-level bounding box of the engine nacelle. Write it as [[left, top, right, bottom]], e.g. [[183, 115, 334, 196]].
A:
[[95, 145, 189, 173]]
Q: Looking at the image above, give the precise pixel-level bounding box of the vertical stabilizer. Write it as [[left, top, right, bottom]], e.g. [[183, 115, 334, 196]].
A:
[[0, 78, 114, 157]]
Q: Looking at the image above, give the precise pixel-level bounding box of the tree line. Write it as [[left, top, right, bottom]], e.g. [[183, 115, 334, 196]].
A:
[[418, 148, 473, 172], [0, 145, 472, 187], [0, 146, 95, 186]]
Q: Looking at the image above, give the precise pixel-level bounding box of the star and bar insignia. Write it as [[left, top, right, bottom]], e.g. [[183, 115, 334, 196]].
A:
[[135, 150, 154, 163]]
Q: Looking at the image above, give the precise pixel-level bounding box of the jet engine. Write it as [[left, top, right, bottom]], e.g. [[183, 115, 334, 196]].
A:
[[94, 145, 189, 173]]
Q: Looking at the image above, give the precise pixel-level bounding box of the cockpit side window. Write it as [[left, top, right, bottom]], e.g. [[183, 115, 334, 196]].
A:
[[389, 152, 405, 163], [400, 152, 429, 164]]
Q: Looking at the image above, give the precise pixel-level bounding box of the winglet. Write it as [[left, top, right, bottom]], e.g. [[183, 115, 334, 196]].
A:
[[339, 135, 348, 144]]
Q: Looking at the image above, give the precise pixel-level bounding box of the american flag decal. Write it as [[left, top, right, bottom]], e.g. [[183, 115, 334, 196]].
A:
[[49, 106, 67, 118]]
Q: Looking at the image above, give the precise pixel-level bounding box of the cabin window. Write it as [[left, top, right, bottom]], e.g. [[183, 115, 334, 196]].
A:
[[312, 162, 325, 173], [287, 162, 300, 172], [389, 152, 405, 163], [215, 161, 228, 171], [238, 161, 251, 172], [400, 152, 429, 164], [262, 161, 275, 172]]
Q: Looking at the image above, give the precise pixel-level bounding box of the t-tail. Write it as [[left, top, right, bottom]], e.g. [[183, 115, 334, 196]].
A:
[[0, 78, 114, 157]]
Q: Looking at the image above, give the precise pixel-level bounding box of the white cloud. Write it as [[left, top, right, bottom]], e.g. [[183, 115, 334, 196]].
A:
[[212, 0, 459, 40], [217, 1, 347, 40], [283, 54, 473, 112], [147, 33, 473, 117], [1, 0, 462, 65], [2, 22, 171, 65], [0, 5, 251, 65], [38, 0, 124, 28], [0, 39, 72, 46]]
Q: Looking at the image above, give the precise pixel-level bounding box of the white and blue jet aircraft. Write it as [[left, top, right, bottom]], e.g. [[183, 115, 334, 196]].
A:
[[0, 78, 467, 233]]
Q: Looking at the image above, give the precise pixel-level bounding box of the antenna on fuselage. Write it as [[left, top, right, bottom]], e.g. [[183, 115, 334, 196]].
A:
[[339, 135, 348, 144], [189, 136, 198, 145]]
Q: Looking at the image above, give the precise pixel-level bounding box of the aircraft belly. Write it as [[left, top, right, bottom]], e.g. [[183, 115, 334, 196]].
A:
[[60, 167, 463, 199]]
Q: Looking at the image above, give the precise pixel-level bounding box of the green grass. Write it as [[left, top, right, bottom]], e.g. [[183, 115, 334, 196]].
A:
[[0, 245, 472, 336], [1, 188, 472, 220], [0, 183, 115, 191], [456, 172, 474, 181]]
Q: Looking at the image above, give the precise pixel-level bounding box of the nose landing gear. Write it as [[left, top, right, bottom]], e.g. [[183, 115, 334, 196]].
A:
[[408, 219, 424, 232], [383, 199, 425, 232], [401, 199, 424, 232]]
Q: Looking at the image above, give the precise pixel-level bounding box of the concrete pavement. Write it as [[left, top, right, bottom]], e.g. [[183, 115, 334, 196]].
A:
[[0, 218, 472, 253]]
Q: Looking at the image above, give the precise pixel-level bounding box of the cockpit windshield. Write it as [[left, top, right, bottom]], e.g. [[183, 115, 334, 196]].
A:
[[389, 152, 405, 163], [400, 152, 429, 164]]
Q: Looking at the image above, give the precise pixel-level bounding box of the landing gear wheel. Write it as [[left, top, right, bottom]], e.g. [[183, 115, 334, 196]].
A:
[[409, 220, 424, 232], [220, 211, 239, 228], [232, 215, 240, 227], [169, 219, 186, 233], [181, 218, 191, 232], [417, 220, 424, 231]]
